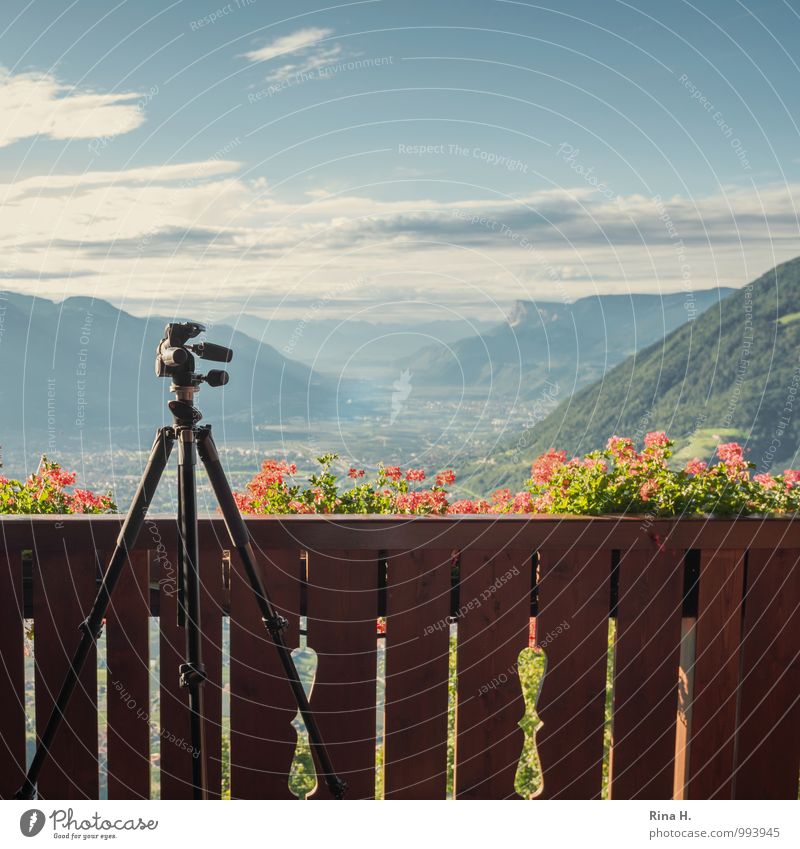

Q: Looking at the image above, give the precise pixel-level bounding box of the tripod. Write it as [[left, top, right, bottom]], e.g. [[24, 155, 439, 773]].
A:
[[17, 322, 346, 801]]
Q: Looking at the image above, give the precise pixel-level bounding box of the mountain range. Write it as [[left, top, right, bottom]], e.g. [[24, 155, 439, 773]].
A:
[[3, 277, 769, 497], [0, 292, 347, 453], [466, 258, 800, 492], [221, 313, 497, 379], [408, 289, 733, 401]]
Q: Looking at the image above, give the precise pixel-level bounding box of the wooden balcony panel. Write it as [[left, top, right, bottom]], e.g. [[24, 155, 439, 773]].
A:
[[2, 515, 799, 801]]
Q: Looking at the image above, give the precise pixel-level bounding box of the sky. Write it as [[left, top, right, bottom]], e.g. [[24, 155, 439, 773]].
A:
[[1, 0, 800, 324]]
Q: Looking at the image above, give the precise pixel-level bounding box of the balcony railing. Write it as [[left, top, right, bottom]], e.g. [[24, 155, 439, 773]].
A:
[[1, 514, 798, 800]]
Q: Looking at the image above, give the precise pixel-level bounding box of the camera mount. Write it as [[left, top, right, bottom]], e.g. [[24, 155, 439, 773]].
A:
[[156, 322, 231, 422]]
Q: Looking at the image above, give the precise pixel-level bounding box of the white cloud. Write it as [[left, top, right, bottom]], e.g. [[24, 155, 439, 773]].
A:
[[242, 27, 333, 63], [242, 27, 347, 88], [263, 44, 344, 85], [0, 66, 146, 148], [5, 160, 241, 198], [0, 160, 247, 247], [3, 158, 799, 321]]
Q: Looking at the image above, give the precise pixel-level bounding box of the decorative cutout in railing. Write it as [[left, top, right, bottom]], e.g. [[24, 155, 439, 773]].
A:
[[288, 644, 318, 800]]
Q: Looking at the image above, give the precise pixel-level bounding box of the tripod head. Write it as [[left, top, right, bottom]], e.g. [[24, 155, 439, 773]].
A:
[[156, 321, 232, 424]]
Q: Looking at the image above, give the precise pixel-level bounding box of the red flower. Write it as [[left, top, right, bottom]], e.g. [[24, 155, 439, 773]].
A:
[[784, 469, 800, 488], [754, 473, 777, 490], [382, 466, 402, 480], [261, 459, 296, 475], [510, 491, 534, 513], [248, 459, 296, 493], [644, 431, 669, 449], [717, 442, 748, 477], [530, 449, 567, 485], [684, 458, 708, 476], [348, 468, 365, 478], [394, 489, 447, 513], [435, 469, 456, 486], [639, 479, 659, 502], [46, 467, 77, 489], [69, 489, 112, 513], [606, 436, 636, 459], [405, 468, 425, 482], [717, 442, 744, 463], [446, 498, 490, 514], [234, 492, 255, 512]]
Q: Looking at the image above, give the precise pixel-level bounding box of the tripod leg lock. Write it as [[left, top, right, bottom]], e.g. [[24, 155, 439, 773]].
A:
[[179, 662, 208, 688], [262, 613, 288, 636], [79, 617, 104, 641]]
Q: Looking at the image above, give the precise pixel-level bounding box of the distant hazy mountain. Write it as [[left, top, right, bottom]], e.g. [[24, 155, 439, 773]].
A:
[[465, 259, 800, 492], [0, 293, 346, 453], [408, 289, 734, 401], [219, 313, 497, 378]]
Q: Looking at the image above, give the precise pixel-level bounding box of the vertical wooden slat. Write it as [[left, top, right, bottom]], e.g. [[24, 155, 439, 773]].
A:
[[686, 548, 745, 799], [610, 547, 683, 799], [454, 547, 531, 799], [201, 545, 224, 800], [106, 549, 151, 799], [306, 549, 378, 800], [384, 549, 451, 799], [34, 546, 99, 798], [158, 545, 188, 799], [534, 548, 610, 800], [0, 548, 26, 798], [230, 549, 300, 799], [159, 545, 223, 799], [733, 548, 800, 799], [673, 617, 696, 799]]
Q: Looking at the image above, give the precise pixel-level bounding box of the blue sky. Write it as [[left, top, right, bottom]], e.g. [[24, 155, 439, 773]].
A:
[[2, 0, 800, 322]]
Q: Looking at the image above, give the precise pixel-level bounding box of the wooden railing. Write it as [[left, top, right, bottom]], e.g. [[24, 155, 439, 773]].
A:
[[1, 515, 799, 800]]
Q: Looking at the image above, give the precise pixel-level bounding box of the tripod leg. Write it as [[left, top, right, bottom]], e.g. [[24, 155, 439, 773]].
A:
[[17, 427, 175, 800], [176, 427, 208, 800], [176, 464, 186, 629], [196, 428, 347, 799]]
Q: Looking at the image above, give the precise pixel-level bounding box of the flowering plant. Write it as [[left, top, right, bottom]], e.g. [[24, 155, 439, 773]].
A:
[[235, 436, 800, 517], [0, 457, 116, 514], [521, 434, 800, 516], [234, 454, 455, 515]]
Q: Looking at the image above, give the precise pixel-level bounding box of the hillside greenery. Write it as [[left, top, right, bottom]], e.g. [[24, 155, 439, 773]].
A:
[[466, 258, 800, 492]]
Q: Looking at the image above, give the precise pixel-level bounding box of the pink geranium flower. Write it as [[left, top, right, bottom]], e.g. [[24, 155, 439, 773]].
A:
[[606, 436, 636, 459], [754, 473, 777, 490], [783, 469, 800, 488], [644, 431, 669, 449], [717, 442, 748, 477], [684, 458, 708, 475], [639, 479, 659, 502], [531, 449, 567, 485]]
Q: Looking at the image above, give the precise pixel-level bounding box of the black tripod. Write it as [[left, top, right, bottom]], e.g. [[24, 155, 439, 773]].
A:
[[17, 322, 346, 801]]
